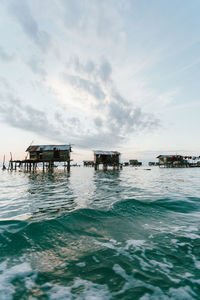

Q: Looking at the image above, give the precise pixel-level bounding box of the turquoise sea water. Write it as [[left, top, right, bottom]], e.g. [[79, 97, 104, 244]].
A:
[[1, 166, 200, 299]]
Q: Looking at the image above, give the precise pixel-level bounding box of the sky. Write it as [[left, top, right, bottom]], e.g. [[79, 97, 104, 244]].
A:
[[0, 0, 200, 162]]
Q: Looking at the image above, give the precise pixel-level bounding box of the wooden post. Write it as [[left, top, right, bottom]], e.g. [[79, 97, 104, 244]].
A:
[[2, 155, 6, 170], [49, 161, 54, 171], [9, 160, 13, 170], [67, 160, 70, 172], [103, 164, 107, 171], [10, 152, 13, 170]]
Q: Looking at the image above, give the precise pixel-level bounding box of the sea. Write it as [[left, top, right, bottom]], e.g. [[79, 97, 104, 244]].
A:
[[1, 166, 200, 300]]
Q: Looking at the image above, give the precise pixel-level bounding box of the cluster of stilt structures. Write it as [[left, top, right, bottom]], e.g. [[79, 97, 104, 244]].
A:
[[4, 144, 200, 172], [2, 146, 125, 172]]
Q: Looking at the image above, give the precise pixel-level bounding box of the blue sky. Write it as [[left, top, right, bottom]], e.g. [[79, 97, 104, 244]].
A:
[[0, 0, 200, 162]]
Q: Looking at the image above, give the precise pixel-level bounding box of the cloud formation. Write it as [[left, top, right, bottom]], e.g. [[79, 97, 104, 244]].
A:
[[62, 56, 160, 147], [6, 0, 50, 51], [0, 83, 159, 150], [66, 74, 106, 101], [0, 54, 160, 150], [0, 95, 63, 141], [0, 46, 15, 62], [27, 56, 46, 77], [0, 0, 164, 153]]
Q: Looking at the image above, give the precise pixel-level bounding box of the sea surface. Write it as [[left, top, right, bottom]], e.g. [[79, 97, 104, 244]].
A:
[[1, 166, 200, 299]]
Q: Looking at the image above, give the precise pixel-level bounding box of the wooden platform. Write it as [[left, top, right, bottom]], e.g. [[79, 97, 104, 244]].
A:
[[9, 159, 71, 171]]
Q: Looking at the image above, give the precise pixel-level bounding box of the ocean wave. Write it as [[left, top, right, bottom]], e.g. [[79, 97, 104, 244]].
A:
[[1, 168, 200, 298]]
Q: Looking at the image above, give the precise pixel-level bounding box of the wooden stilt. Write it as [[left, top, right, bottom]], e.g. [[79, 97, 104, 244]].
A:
[[67, 160, 70, 172], [2, 155, 6, 170], [103, 164, 107, 171]]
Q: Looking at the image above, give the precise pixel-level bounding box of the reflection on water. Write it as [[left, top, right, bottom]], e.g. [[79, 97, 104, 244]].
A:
[[92, 170, 122, 208], [1, 166, 200, 221], [27, 171, 75, 221]]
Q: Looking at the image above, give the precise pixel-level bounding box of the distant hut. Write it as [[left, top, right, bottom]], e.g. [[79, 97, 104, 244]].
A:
[[157, 155, 185, 167], [83, 160, 94, 167], [93, 151, 121, 170], [129, 159, 142, 167], [148, 162, 159, 166], [26, 144, 72, 171]]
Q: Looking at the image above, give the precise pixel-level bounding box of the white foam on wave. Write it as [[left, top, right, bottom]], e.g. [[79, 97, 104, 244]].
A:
[[168, 286, 196, 299], [190, 254, 200, 270], [45, 278, 111, 300], [148, 258, 173, 273], [183, 232, 200, 240], [95, 239, 146, 264], [92, 256, 100, 263], [112, 264, 197, 299], [140, 285, 196, 300], [96, 238, 146, 254], [125, 239, 145, 250], [112, 263, 167, 298], [97, 238, 184, 285], [0, 261, 35, 300], [0, 260, 111, 300], [76, 262, 86, 267]]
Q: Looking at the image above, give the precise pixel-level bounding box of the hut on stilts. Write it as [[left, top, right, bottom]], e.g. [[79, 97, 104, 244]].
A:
[[93, 150, 122, 170], [129, 159, 142, 167], [11, 145, 72, 172], [157, 154, 200, 168], [83, 160, 94, 167]]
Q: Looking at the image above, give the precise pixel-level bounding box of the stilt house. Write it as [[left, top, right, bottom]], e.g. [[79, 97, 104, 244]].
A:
[[93, 150, 121, 170], [157, 155, 185, 167], [26, 145, 71, 162]]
